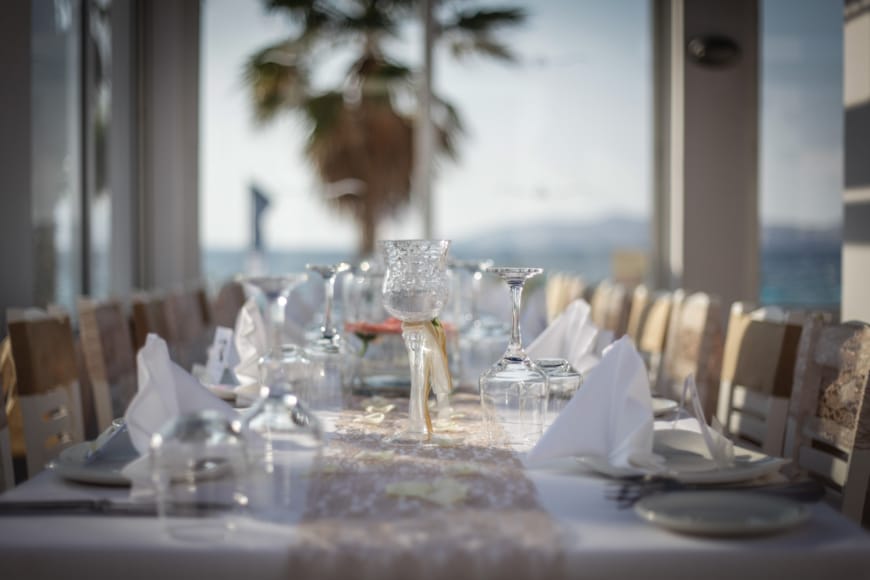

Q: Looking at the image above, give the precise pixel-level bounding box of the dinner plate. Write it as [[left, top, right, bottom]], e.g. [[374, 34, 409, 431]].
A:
[[651, 397, 678, 417], [634, 491, 809, 537], [576, 430, 790, 484], [48, 442, 133, 487]]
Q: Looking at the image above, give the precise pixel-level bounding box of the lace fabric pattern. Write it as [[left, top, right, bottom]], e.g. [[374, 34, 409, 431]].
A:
[[290, 393, 564, 580]]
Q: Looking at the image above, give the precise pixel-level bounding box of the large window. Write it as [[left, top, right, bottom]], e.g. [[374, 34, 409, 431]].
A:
[[759, 0, 843, 308], [200, 0, 652, 288]]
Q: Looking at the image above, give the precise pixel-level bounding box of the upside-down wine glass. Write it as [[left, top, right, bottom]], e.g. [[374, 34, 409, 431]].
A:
[[236, 274, 323, 522], [304, 262, 355, 409], [479, 267, 549, 451], [239, 274, 312, 391], [380, 239, 451, 444]]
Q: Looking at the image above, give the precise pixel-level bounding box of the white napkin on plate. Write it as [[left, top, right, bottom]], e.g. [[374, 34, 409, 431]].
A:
[[527, 299, 602, 373], [233, 297, 309, 386], [124, 334, 237, 455], [525, 336, 654, 467]]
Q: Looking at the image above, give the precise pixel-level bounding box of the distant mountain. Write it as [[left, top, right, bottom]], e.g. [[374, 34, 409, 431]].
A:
[[451, 216, 842, 255], [761, 223, 842, 251], [451, 215, 649, 255]]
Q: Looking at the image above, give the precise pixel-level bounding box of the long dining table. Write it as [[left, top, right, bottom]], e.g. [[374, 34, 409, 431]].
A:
[[1, 392, 869, 580]]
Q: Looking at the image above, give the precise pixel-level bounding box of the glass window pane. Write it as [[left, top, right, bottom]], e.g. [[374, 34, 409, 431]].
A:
[[31, 0, 82, 312], [760, 0, 843, 309]]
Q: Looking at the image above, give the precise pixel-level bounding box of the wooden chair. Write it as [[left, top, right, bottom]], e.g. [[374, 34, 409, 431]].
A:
[[545, 273, 584, 324], [716, 303, 802, 456], [130, 292, 172, 351], [6, 308, 84, 479], [211, 280, 246, 329], [784, 316, 870, 525], [654, 291, 723, 421], [636, 290, 674, 385], [78, 298, 138, 432], [590, 281, 631, 339], [165, 288, 210, 370]]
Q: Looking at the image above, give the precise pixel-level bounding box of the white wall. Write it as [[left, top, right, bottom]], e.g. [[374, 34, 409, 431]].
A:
[[654, 0, 760, 310]]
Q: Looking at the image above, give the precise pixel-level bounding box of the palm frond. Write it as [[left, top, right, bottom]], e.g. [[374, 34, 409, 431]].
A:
[[245, 42, 311, 124], [441, 8, 527, 34], [448, 36, 515, 61]]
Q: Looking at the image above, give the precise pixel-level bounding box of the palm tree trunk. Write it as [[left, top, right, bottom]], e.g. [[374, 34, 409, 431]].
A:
[[359, 198, 378, 256]]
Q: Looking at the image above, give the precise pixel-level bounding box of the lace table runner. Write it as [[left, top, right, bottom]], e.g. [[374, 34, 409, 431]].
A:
[[289, 393, 564, 580]]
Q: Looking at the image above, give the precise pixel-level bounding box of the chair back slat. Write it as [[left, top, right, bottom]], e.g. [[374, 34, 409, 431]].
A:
[[626, 285, 650, 343]]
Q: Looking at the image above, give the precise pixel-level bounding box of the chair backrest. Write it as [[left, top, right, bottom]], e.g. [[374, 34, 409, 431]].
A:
[[655, 291, 723, 421], [130, 293, 172, 351], [716, 302, 802, 456], [626, 285, 651, 342], [212, 280, 247, 330], [590, 281, 631, 338], [635, 290, 673, 384], [165, 288, 210, 369], [6, 308, 84, 479], [545, 273, 585, 324], [785, 316, 870, 525], [78, 298, 137, 432]]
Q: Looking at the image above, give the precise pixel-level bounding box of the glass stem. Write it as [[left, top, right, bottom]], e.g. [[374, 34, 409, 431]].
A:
[[402, 324, 429, 436], [322, 274, 336, 339], [506, 281, 524, 361], [268, 295, 287, 357]]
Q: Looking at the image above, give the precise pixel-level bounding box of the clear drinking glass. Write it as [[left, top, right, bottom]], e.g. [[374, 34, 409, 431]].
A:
[[479, 267, 549, 451], [536, 358, 582, 430], [380, 239, 451, 443], [304, 262, 356, 410], [149, 411, 250, 542], [240, 274, 314, 396]]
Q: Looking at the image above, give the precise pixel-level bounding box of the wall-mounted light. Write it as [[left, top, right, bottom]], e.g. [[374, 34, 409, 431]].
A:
[[687, 36, 741, 68]]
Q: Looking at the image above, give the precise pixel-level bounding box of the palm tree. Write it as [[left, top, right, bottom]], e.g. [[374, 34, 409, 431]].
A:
[[245, 0, 526, 254]]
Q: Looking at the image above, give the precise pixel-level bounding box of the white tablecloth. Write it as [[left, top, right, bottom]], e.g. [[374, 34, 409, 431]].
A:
[[1, 407, 869, 580]]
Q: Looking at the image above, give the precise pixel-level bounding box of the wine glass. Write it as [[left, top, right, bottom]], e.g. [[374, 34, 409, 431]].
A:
[[239, 274, 313, 393], [453, 258, 510, 386], [380, 239, 451, 443], [304, 262, 356, 409], [479, 267, 549, 451]]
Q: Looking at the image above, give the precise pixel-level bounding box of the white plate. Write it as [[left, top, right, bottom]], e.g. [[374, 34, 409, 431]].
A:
[[635, 491, 809, 537], [48, 442, 133, 487], [576, 430, 790, 484], [652, 397, 678, 417]]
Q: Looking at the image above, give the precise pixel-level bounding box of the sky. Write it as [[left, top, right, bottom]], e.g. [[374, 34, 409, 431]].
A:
[[200, 0, 843, 252]]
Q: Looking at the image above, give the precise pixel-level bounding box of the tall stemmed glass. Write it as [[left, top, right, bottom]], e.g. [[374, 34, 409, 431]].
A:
[[240, 274, 311, 390], [479, 267, 549, 451], [304, 262, 355, 409], [380, 240, 451, 443]]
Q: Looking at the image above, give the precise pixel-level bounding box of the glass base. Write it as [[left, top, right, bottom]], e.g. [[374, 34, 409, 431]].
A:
[[386, 426, 457, 447]]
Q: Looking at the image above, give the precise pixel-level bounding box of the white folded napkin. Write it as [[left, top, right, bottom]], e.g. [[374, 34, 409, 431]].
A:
[[233, 297, 309, 386], [525, 336, 654, 467], [124, 334, 237, 455], [526, 299, 602, 373]]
